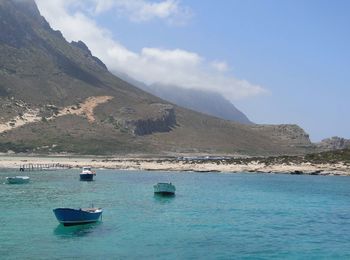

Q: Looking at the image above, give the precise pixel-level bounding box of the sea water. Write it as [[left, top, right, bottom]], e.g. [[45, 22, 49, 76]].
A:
[[1, 169, 350, 259]]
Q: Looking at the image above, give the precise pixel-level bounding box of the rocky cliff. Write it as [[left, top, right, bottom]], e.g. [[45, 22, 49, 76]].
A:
[[316, 137, 350, 151], [128, 104, 176, 136], [251, 124, 312, 148]]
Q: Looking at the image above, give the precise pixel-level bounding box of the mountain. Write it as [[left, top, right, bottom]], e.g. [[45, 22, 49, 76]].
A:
[[0, 0, 314, 156], [112, 72, 252, 124], [139, 83, 253, 124], [316, 137, 350, 151]]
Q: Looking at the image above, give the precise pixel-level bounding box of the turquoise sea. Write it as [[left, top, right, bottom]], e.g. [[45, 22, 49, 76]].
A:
[[1, 169, 350, 259]]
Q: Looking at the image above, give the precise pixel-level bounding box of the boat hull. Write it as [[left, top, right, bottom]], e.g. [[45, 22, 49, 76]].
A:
[[53, 208, 102, 226], [154, 191, 175, 196], [80, 173, 94, 181], [154, 183, 176, 195], [6, 176, 30, 184]]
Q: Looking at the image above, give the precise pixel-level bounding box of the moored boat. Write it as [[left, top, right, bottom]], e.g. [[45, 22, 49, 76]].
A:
[[80, 166, 96, 181], [153, 182, 176, 195], [6, 176, 30, 184], [53, 207, 103, 226]]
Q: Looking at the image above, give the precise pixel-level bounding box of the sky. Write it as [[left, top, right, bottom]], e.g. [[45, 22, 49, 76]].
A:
[[35, 0, 350, 141]]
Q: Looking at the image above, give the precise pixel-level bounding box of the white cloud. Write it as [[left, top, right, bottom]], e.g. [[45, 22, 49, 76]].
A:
[[87, 0, 193, 25], [141, 48, 202, 66], [94, 0, 115, 14], [35, 0, 266, 101], [211, 61, 229, 72]]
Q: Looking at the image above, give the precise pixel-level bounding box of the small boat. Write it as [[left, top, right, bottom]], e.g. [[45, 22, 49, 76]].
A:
[[53, 207, 103, 226], [6, 176, 30, 184], [80, 166, 96, 181], [153, 182, 176, 195]]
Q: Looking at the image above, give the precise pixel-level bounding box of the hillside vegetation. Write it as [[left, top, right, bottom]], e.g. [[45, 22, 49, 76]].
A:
[[222, 149, 350, 166]]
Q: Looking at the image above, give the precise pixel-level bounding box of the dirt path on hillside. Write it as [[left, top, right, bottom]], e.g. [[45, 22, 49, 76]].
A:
[[0, 96, 113, 133], [55, 96, 113, 123]]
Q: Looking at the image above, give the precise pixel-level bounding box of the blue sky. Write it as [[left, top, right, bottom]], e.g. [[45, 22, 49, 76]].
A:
[[37, 0, 350, 141]]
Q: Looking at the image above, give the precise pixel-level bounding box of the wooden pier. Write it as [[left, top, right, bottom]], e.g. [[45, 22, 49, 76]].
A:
[[19, 163, 71, 171]]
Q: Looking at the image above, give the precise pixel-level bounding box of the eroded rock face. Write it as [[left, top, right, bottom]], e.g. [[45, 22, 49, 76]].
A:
[[316, 137, 350, 151], [252, 124, 312, 147], [270, 124, 311, 143], [71, 40, 107, 70], [126, 104, 176, 136]]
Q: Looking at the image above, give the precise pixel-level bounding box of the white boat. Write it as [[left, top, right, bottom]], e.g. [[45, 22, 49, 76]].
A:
[[6, 176, 30, 184], [80, 166, 96, 181], [153, 182, 176, 195]]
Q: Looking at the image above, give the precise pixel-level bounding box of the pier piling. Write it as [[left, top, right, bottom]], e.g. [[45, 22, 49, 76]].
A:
[[18, 163, 70, 171]]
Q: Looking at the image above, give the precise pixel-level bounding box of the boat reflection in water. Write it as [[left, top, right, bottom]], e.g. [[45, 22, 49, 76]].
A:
[[53, 221, 102, 238]]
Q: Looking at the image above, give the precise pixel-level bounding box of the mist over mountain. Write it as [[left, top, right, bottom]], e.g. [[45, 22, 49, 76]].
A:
[[0, 0, 314, 156], [113, 71, 252, 124], [147, 84, 253, 124]]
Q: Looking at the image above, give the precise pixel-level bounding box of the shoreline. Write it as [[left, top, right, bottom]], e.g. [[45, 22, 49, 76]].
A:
[[0, 155, 349, 176]]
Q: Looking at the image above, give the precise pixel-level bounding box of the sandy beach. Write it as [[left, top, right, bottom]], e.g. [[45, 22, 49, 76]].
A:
[[0, 155, 349, 176]]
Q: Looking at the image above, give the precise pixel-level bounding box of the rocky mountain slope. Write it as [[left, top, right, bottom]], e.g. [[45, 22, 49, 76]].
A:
[[114, 72, 252, 124], [141, 83, 252, 124], [316, 137, 350, 151], [0, 0, 315, 155]]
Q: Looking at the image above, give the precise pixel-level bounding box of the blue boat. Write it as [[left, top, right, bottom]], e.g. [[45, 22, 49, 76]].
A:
[[53, 207, 103, 226]]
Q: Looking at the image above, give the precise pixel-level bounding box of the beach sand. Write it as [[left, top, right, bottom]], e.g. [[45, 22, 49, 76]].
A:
[[0, 155, 349, 176]]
